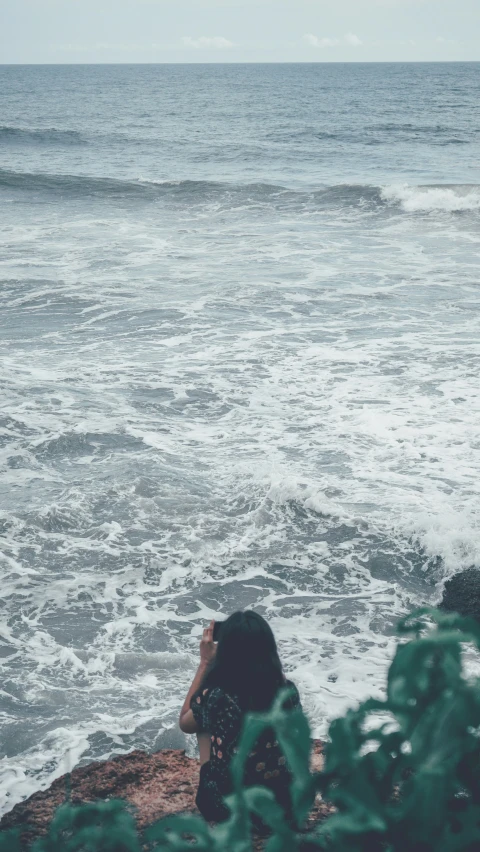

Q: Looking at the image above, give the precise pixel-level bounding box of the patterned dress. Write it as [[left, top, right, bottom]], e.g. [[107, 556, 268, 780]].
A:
[[191, 680, 301, 823]]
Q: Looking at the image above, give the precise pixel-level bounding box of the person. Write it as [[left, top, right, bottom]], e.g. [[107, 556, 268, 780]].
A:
[[179, 610, 301, 824]]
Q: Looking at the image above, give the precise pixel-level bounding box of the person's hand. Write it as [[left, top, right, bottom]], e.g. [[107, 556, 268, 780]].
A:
[[200, 620, 217, 667]]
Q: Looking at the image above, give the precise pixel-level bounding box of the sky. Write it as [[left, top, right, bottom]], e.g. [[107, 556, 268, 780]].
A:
[[1, 0, 479, 64]]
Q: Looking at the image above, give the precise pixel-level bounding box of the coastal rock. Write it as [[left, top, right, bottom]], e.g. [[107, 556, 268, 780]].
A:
[[0, 741, 331, 848], [440, 568, 480, 623], [0, 749, 200, 843]]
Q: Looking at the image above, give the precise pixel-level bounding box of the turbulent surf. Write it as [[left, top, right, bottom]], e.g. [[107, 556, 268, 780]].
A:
[[0, 61, 479, 816]]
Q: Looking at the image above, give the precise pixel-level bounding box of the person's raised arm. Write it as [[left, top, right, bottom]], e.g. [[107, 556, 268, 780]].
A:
[[179, 620, 216, 733]]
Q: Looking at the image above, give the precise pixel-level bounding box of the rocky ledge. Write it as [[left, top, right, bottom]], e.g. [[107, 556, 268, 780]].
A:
[[0, 741, 331, 849], [440, 568, 480, 623]]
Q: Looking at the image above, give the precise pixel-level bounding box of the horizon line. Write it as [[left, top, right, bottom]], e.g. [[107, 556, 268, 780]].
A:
[[1, 59, 480, 67]]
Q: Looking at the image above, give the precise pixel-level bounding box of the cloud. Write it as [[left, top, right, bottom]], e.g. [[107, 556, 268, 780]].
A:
[[181, 36, 233, 50], [345, 33, 362, 46], [304, 33, 363, 49], [303, 34, 339, 48], [96, 42, 141, 51]]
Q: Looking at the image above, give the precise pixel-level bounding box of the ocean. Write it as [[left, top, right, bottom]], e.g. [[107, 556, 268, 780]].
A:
[[0, 62, 479, 815]]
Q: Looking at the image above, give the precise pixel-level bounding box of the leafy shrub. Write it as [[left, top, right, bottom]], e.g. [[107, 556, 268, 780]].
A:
[[2, 608, 480, 851], [315, 608, 480, 851]]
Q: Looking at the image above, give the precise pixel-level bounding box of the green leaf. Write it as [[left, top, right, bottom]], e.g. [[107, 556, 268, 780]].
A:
[[0, 830, 21, 852]]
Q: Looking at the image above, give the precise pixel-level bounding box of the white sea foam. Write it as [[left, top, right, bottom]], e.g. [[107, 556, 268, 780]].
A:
[[382, 184, 480, 213]]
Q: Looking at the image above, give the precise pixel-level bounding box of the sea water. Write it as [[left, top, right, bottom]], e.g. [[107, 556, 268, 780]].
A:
[[0, 62, 479, 815]]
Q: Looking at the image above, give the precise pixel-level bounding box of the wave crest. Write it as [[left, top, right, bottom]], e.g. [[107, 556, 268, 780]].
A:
[[1, 168, 478, 217], [0, 125, 86, 146], [381, 184, 480, 213]]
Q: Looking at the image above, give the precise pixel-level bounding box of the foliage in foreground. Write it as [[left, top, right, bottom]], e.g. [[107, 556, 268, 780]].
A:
[[2, 608, 480, 851]]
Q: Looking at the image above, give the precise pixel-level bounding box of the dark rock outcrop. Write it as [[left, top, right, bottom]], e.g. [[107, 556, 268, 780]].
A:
[[0, 741, 331, 849], [440, 568, 480, 623]]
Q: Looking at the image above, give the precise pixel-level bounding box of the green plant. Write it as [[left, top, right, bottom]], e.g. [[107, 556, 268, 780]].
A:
[[32, 801, 140, 852], [314, 608, 480, 851], [2, 608, 480, 851]]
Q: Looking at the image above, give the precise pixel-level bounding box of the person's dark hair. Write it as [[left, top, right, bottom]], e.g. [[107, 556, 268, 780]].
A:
[[201, 610, 285, 712]]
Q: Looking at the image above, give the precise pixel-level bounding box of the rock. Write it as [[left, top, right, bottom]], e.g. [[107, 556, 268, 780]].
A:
[[0, 741, 332, 849], [440, 568, 480, 623], [0, 749, 200, 845]]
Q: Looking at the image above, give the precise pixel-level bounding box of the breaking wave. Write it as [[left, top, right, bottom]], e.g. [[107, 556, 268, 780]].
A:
[[381, 184, 480, 213], [1, 168, 478, 217]]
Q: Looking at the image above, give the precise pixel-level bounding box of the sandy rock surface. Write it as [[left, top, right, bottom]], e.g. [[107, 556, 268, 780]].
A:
[[0, 741, 331, 849]]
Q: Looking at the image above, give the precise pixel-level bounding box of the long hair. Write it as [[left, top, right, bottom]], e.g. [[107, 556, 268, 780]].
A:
[[201, 611, 285, 712]]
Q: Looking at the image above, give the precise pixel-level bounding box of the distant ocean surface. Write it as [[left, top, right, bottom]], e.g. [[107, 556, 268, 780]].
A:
[[1, 62, 479, 815]]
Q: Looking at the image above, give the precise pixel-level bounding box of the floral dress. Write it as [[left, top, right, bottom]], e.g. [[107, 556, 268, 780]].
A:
[[190, 681, 301, 823]]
